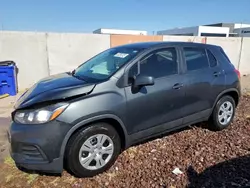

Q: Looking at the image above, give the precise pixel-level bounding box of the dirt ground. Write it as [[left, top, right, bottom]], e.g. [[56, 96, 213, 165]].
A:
[[241, 75, 250, 93], [0, 94, 18, 163], [0, 81, 249, 188]]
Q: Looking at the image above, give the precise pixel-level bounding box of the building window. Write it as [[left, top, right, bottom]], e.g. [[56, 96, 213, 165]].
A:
[[200, 33, 227, 37]]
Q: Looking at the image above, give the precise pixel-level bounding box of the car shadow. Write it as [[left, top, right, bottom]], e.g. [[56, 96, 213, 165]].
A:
[[16, 165, 61, 177], [187, 155, 250, 188], [130, 122, 206, 148]]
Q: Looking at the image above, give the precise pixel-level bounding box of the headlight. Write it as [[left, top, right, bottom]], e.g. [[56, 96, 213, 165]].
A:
[[14, 103, 69, 124]]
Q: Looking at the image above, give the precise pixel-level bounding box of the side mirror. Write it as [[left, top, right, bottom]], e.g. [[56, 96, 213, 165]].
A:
[[134, 75, 154, 87]]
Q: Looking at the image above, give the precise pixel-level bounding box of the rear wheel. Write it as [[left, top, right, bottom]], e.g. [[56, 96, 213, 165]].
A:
[[65, 123, 121, 177], [209, 95, 236, 131]]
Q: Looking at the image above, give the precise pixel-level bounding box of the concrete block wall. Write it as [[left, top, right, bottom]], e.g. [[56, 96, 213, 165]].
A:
[[0, 31, 49, 89], [162, 35, 207, 43], [47, 33, 110, 75], [110, 34, 163, 47], [239, 38, 250, 76], [0, 31, 250, 90]]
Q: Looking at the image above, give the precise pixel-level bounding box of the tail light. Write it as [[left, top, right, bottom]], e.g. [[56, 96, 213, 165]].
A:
[[234, 69, 241, 79]]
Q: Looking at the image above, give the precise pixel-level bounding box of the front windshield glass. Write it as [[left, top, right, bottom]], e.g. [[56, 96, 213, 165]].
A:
[[73, 46, 143, 81]]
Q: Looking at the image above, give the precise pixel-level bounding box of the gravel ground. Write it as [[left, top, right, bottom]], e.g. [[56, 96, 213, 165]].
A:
[[0, 95, 249, 188]]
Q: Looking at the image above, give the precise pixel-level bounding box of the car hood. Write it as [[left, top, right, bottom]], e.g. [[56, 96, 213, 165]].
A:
[[15, 72, 96, 109]]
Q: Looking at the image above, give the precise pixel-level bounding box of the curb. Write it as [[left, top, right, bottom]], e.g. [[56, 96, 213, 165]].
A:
[[0, 94, 9, 99]]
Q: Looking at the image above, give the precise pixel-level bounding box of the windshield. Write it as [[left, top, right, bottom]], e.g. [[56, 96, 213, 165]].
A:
[[73, 47, 143, 82]]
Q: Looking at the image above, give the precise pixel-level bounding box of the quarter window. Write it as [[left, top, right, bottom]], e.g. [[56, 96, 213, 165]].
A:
[[184, 47, 209, 71], [207, 50, 217, 67]]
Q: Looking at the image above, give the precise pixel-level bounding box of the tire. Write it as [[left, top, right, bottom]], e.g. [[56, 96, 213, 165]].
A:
[[209, 95, 236, 131], [65, 123, 121, 178]]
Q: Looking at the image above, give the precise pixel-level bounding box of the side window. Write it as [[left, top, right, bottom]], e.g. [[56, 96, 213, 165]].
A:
[[140, 48, 178, 79], [207, 50, 217, 67], [184, 47, 209, 71]]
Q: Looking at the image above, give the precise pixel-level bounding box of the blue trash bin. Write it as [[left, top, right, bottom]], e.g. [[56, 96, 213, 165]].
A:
[[0, 61, 18, 96]]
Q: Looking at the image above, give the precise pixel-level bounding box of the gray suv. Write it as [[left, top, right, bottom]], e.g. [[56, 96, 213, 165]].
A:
[[8, 42, 241, 177]]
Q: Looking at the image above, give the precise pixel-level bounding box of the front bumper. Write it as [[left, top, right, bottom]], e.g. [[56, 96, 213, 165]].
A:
[[8, 120, 72, 173]]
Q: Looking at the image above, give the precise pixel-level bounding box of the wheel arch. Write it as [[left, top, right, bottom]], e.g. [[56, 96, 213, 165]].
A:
[[59, 114, 128, 166], [212, 88, 240, 112]]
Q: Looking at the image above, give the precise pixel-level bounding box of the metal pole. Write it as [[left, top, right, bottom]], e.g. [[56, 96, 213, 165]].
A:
[[237, 22, 243, 71]]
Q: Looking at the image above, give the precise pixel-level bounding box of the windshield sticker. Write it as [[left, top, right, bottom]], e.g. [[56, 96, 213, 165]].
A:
[[114, 53, 129, 58]]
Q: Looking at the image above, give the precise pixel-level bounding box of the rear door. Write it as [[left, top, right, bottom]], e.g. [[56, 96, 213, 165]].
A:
[[181, 46, 225, 124], [206, 48, 226, 99]]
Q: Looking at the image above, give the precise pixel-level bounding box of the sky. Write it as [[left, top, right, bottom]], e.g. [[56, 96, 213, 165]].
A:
[[0, 0, 250, 34]]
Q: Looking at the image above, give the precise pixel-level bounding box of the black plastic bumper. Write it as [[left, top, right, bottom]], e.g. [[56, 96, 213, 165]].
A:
[[8, 120, 72, 173], [12, 154, 62, 173]]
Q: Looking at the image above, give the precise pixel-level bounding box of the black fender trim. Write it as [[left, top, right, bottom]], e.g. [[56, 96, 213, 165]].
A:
[[59, 114, 128, 166], [210, 88, 240, 116]]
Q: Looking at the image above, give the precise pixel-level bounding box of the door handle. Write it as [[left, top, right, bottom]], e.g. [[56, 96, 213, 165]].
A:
[[213, 71, 221, 77], [172, 83, 183, 90]]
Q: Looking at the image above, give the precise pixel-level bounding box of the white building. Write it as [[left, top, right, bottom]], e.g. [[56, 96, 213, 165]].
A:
[[234, 27, 250, 37], [233, 24, 250, 29], [157, 26, 230, 37], [93, 28, 147, 35], [203, 23, 250, 37]]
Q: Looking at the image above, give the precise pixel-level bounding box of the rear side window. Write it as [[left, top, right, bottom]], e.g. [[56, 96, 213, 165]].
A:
[[184, 47, 209, 71], [207, 50, 217, 67]]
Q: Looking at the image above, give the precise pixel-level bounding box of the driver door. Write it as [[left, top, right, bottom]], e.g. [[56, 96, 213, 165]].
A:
[[124, 47, 185, 137]]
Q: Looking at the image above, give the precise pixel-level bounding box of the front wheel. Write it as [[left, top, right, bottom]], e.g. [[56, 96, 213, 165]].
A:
[[65, 123, 121, 177], [209, 95, 236, 131]]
